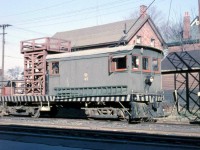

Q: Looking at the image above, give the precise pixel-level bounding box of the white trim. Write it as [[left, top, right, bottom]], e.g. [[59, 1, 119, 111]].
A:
[[46, 45, 135, 60], [112, 55, 126, 58]]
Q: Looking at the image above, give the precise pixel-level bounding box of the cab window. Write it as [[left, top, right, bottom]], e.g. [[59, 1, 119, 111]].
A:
[[110, 55, 127, 72], [132, 55, 139, 70], [49, 61, 59, 75], [142, 57, 150, 71], [152, 58, 159, 72]]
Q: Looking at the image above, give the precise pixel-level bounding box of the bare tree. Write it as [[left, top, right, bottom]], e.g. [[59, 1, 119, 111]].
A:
[[7, 66, 23, 80], [129, 6, 185, 43], [159, 19, 183, 43], [129, 6, 165, 27]]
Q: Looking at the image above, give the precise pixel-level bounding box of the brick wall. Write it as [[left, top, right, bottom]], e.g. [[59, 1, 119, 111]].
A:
[[128, 21, 163, 50], [162, 74, 175, 90], [168, 43, 200, 53], [162, 72, 200, 90]]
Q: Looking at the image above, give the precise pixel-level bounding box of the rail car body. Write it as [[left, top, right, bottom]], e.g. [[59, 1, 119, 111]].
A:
[[0, 45, 164, 122]]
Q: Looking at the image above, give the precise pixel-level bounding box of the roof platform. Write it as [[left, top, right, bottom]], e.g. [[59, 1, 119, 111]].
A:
[[21, 37, 71, 95], [20, 37, 71, 54]]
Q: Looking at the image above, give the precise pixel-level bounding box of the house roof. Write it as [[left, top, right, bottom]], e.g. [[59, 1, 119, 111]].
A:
[[53, 15, 163, 50], [162, 50, 200, 72]]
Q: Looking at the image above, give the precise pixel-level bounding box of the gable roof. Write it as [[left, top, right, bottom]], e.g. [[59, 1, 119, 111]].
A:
[[53, 15, 163, 50], [190, 16, 200, 40]]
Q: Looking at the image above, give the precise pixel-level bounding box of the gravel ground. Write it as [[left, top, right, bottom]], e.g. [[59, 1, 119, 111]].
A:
[[0, 116, 199, 137]]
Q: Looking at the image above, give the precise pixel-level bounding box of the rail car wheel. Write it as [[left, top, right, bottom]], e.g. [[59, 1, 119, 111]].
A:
[[31, 108, 40, 118]]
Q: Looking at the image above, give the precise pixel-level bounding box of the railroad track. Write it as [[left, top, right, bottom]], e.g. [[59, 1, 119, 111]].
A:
[[0, 116, 200, 135], [0, 124, 199, 149]]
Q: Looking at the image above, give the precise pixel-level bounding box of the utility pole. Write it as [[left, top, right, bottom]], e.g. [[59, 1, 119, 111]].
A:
[[0, 24, 11, 82]]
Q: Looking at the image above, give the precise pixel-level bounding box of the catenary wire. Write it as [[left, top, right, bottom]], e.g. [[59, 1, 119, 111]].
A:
[[0, 0, 75, 18], [13, 0, 134, 25]]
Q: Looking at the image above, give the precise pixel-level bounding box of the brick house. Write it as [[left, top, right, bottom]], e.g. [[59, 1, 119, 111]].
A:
[[53, 5, 165, 51]]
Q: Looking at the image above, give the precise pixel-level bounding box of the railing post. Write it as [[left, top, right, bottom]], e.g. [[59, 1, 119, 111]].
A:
[[32, 40, 35, 50]]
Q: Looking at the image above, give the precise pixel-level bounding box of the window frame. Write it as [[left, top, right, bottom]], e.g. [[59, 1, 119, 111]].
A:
[[136, 35, 142, 44], [152, 58, 160, 73], [142, 56, 151, 72], [132, 54, 140, 71], [49, 61, 60, 75], [109, 55, 128, 73], [150, 38, 155, 47]]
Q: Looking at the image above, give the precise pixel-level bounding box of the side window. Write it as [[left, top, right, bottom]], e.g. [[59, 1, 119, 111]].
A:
[[152, 58, 159, 72], [136, 35, 141, 44], [132, 55, 140, 70], [109, 55, 127, 72], [52, 62, 59, 74], [151, 38, 155, 47], [142, 57, 149, 71], [49, 61, 59, 75]]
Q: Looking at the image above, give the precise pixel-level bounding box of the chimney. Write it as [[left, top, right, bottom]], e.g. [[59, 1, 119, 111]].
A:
[[183, 12, 190, 39], [140, 5, 147, 18]]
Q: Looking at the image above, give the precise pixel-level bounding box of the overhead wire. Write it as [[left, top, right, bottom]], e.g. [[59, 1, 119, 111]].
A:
[[12, 26, 51, 36], [13, 0, 134, 26], [0, 0, 75, 18], [16, 5, 139, 29], [125, 0, 156, 34], [167, 0, 172, 28], [116, 0, 156, 46], [2, 0, 154, 41], [162, 0, 172, 58], [4, 55, 23, 59]]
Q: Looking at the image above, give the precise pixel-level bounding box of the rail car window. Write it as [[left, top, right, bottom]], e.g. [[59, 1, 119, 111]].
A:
[[152, 58, 159, 72], [132, 55, 139, 70], [142, 57, 149, 71], [110, 55, 127, 72], [50, 61, 59, 75]]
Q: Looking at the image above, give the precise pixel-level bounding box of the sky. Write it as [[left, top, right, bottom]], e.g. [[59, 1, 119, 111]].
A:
[[0, 0, 198, 72]]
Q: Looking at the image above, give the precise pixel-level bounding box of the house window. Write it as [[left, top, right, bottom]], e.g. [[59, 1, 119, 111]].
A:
[[152, 58, 159, 72], [132, 55, 139, 70], [142, 57, 149, 71], [110, 55, 127, 72], [151, 38, 155, 47], [50, 61, 59, 75], [136, 35, 141, 44]]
